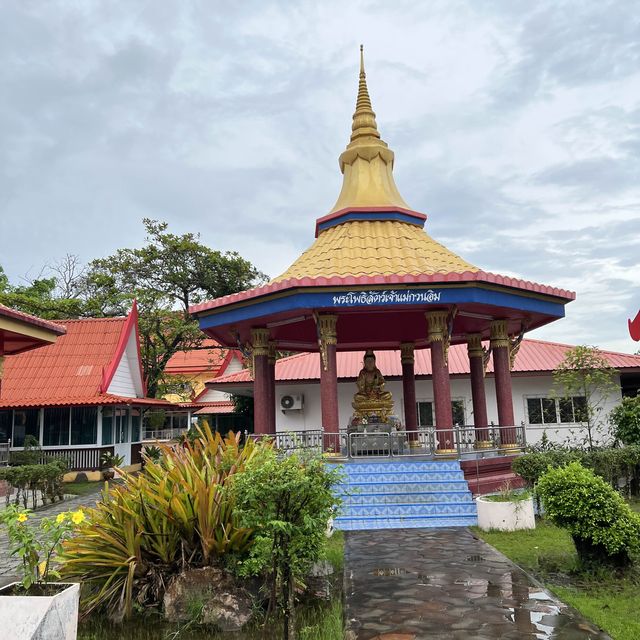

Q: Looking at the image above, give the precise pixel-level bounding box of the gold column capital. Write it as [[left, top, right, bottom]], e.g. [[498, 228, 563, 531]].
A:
[[0, 355, 4, 379], [317, 314, 338, 343], [425, 310, 448, 342], [268, 341, 277, 364], [250, 327, 271, 356], [466, 334, 484, 358], [400, 342, 415, 365], [490, 320, 510, 349]]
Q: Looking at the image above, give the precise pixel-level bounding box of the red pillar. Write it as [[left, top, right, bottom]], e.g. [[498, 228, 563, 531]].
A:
[[251, 328, 271, 436], [401, 342, 419, 445], [490, 320, 518, 450], [267, 341, 277, 434], [318, 315, 339, 452], [426, 311, 455, 454], [467, 334, 491, 448]]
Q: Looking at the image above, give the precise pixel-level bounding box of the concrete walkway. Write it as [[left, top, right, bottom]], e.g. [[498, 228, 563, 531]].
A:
[[0, 490, 103, 580], [344, 528, 610, 640]]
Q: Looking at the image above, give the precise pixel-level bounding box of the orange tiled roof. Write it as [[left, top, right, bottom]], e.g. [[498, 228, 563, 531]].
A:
[[0, 316, 167, 408], [164, 340, 233, 376], [271, 220, 478, 283], [209, 339, 640, 386]]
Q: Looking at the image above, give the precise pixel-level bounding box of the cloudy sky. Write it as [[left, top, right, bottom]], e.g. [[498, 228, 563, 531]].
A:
[[1, 0, 639, 352]]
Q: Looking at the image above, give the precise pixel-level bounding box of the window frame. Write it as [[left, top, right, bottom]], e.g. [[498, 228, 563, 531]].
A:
[[524, 395, 588, 426]]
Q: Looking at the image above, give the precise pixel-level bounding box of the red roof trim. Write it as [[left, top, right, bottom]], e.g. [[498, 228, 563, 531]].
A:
[[0, 304, 67, 335], [99, 301, 146, 394], [190, 271, 576, 315], [0, 394, 173, 409]]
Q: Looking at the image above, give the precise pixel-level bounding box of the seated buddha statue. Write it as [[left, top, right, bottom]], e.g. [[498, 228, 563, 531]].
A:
[[352, 350, 394, 421]]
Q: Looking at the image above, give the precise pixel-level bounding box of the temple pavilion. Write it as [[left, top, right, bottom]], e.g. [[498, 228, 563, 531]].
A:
[[190, 48, 575, 455]]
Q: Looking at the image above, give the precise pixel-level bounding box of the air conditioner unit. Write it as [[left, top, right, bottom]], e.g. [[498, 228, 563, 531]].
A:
[[280, 394, 304, 411]]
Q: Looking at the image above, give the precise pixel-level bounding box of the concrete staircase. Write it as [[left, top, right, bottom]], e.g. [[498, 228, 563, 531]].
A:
[[333, 460, 477, 531]]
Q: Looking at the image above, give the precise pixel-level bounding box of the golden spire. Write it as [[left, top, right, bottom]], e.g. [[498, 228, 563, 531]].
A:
[[329, 46, 411, 214], [350, 45, 380, 143]]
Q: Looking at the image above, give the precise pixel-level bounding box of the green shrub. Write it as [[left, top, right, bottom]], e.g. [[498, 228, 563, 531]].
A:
[[231, 449, 342, 639], [536, 462, 640, 567], [610, 397, 640, 446], [513, 446, 640, 496]]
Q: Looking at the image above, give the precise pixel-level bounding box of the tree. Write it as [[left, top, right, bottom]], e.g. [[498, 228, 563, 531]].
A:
[[84, 219, 266, 396], [232, 449, 341, 640], [610, 396, 640, 446], [0, 265, 85, 319], [553, 346, 619, 450]]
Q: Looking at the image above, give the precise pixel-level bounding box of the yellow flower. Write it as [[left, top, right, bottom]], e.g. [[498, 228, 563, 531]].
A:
[[71, 510, 85, 525], [17, 513, 28, 523], [56, 513, 66, 524], [38, 561, 47, 577]]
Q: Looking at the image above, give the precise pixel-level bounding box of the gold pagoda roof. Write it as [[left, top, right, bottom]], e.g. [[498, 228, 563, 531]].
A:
[[271, 47, 479, 284], [272, 220, 478, 281]]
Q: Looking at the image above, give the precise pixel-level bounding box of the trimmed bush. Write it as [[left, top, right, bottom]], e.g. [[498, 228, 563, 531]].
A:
[[0, 460, 67, 509], [536, 462, 640, 567], [513, 446, 640, 496]]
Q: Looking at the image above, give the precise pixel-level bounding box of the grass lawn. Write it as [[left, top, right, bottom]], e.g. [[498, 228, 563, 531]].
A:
[[474, 519, 640, 640], [63, 481, 105, 497]]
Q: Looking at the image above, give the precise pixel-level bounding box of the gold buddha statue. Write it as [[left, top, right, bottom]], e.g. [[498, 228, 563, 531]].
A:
[[352, 350, 394, 422]]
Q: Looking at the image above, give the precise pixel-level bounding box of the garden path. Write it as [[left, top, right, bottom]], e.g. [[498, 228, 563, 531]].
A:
[[344, 527, 610, 640], [0, 490, 103, 582]]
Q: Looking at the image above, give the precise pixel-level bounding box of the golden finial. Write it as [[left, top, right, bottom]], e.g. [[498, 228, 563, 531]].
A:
[[351, 45, 380, 142], [328, 45, 411, 213]]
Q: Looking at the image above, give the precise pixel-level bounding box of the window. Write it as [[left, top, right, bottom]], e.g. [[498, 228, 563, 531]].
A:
[[43, 407, 70, 446], [0, 411, 11, 442], [131, 408, 141, 443], [13, 409, 40, 447], [452, 400, 466, 426], [526, 396, 587, 425], [102, 408, 114, 445], [416, 400, 467, 427], [71, 407, 97, 445], [416, 401, 433, 428]]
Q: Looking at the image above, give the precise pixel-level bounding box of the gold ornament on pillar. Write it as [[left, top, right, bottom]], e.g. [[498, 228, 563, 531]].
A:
[[426, 310, 454, 364], [400, 342, 415, 365], [250, 328, 270, 377], [231, 328, 255, 379], [490, 320, 510, 349], [467, 334, 490, 377], [315, 314, 337, 371], [509, 325, 526, 370], [0, 355, 4, 379], [268, 341, 277, 364]]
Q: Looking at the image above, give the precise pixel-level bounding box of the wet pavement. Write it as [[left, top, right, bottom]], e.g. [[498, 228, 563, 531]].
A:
[[344, 528, 610, 640]]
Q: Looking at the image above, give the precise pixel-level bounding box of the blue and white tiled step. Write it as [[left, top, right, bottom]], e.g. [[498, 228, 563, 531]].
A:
[[333, 459, 477, 531]]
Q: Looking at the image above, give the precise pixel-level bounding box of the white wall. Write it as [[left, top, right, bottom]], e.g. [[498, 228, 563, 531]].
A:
[[274, 374, 623, 446], [107, 330, 144, 398]]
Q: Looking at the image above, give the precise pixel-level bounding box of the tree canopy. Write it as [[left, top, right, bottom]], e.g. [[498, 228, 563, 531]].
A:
[[0, 219, 266, 396]]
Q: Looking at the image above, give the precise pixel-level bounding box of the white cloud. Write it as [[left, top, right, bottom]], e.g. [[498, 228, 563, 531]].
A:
[[0, 0, 639, 353]]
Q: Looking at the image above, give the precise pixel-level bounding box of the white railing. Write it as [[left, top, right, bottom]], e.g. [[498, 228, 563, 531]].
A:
[[143, 428, 187, 441], [247, 424, 526, 460]]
